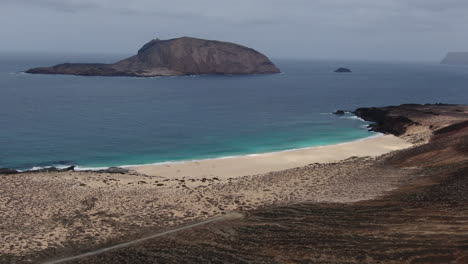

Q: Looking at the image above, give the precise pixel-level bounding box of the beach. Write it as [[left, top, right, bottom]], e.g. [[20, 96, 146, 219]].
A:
[[130, 134, 411, 179]]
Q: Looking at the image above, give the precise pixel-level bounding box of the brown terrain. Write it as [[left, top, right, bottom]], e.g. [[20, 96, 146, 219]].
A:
[[25, 37, 280, 77], [2, 104, 468, 264]]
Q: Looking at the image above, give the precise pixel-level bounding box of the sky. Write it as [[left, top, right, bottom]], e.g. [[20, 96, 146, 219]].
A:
[[1, 0, 467, 61]]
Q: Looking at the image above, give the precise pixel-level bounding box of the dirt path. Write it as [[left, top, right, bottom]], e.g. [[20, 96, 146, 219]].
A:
[[42, 212, 244, 264]]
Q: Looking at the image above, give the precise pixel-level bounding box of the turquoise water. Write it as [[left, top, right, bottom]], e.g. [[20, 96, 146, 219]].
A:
[[2, 53, 468, 170], [78, 115, 373, 169]]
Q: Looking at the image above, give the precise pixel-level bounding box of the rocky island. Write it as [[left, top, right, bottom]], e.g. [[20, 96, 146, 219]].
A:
[[334, 67, 352, 73], [25, 37, 280, 77]]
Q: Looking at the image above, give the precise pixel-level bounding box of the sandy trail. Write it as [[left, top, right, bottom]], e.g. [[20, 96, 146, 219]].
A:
[[42, 212, 244, 264]]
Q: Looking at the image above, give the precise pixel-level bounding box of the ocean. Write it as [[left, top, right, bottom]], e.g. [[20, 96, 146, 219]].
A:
[[1, 53, 468, 170]]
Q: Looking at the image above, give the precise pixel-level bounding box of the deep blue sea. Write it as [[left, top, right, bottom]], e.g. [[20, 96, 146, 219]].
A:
[[1, 53, 468, 170]]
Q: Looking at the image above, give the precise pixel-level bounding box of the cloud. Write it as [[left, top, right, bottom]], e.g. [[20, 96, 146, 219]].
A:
[[4, 0, 468, 29], [1, 0, 467, 60], [3, 0, 99, 12]]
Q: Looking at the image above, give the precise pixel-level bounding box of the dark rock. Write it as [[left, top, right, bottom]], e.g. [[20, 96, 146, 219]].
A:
[[63, 166, 76, 171], [30, 166, 74, 173], [98, 167, 129, 174], [334, 67, 352, 73], [25, 37, 280, 77], [333, 110, 346, 115], [353, 104, 468, 137], [353, 107, 415, 136], [34, 167, 60, 173], [0, 168, 19, 175]]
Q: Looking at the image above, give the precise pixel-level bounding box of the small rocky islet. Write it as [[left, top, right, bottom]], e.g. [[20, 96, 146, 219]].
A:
[[25, 37, 280, 77], [334, 67, 352, 73]]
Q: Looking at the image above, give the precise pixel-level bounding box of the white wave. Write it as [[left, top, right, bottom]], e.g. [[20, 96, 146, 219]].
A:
[[340, 115, 366, 122], [21, 165, 71, 172], [8, 72, 27, 76], [74, 166, 110, 171]]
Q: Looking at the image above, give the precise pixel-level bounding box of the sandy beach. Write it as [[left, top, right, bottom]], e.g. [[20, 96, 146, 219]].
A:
[[130, 134, 412, 179]]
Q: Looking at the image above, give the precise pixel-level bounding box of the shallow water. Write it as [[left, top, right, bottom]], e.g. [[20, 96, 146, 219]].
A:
[[1, 53, 468, 170]]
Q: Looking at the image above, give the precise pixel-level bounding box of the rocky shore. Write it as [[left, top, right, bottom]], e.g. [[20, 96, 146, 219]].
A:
[[25, 37, 280, 77], [354, 103, 468, 143], [2, 104, 468, 263]]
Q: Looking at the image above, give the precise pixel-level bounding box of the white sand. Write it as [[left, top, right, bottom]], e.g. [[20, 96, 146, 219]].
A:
[[130, 135, 412, 179]]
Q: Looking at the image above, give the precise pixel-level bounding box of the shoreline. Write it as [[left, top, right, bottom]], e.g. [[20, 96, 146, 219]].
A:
[[130, 134, 412, 179], [120, 133, 383, 169], [11, 131, 377, 172]]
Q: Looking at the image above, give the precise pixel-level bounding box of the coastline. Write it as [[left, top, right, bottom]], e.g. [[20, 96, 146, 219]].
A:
[[15, 127, 375, 172], [130, 134, 412, 179], [4, 103, 468, 262]]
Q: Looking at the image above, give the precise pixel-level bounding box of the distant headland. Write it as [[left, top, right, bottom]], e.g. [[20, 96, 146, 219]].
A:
[[441, 52, 468, 65], [25, 37, 281, 77]]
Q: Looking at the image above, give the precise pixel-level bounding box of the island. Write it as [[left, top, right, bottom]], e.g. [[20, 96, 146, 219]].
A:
[[441, 52, 468, 65], [25, 37, 281, 77], [334, 67, 352, 73]]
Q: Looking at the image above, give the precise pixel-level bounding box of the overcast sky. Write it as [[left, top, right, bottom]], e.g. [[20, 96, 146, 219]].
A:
[[1, 0, 467, 61]]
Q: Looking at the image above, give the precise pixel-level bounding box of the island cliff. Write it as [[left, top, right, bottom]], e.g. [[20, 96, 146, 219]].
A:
[[25, 37, 280, 77]]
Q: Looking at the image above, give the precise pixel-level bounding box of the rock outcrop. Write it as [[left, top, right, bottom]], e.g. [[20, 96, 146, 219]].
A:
[[354, 104, 468, 143], [0, 168, 19, 175], [332, 110, 346, 115], [26, 37, 280, 77], [353, 107, 416, 136], [441, 52, 468, 65]]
